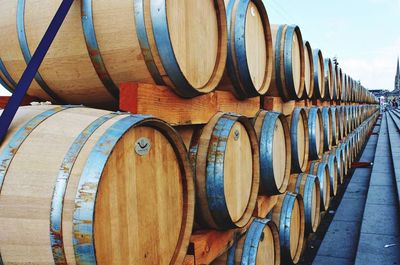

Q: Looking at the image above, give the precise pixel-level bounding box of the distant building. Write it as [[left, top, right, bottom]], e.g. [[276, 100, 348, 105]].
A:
[[395, 56, 400, 93]]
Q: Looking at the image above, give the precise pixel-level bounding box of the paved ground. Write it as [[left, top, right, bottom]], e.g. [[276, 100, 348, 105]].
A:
[[354, 112, 400, 265]]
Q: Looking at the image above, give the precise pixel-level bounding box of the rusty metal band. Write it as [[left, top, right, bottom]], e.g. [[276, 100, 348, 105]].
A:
[[16, 0, 64, 103], [0, 106, 77, 194], [81, 0, 119, 99], [73, 115, 150, 264], [50, 112, 119, 264]]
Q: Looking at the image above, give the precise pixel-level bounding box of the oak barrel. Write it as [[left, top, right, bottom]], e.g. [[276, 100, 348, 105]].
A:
[[271, 192, 305, 265], [254, 111, 291, 195], [331, 106, 340, 145], [288, 107, 309, 173], [0, 0, 228, 107], [312, 49, 325, 99], [323, 58, 334, 100], [268, 24, 305, 101], [0, 105, 194, 265], [332, 146, 345, 183], [222, 0, 273, 99], [321, 107, 333, 151], [288, 174, 321, 235], [308, 161, 331, 211], [307, 107, 324, 160], [303, 41, 314, 99], [321, 153, 339, 196], [189, 113, 260, 229], [212, 218, 280, 265]]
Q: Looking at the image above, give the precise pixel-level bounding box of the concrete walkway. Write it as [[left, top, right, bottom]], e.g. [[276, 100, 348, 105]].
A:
[[354, 112, 400, 265]]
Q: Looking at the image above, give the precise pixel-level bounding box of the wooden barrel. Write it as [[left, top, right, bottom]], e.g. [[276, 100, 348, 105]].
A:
[[254, 111, 291, 195], [336, 66, 343, 101], [332, 146, 345, 184], [307, 107, 324, 160], [341, 73, 347, 101], [212, 218, 280, 265], [0, 105, 194, 265], [337, 106, 346, 140], [331, 62, 338, 101], [331, 106, 340, 146], [268, 24, 305, 101], [222, 0, 273, 99], [0, 0, 228, 107], [343, 139, 351, 173], [321, 107, 333, 151], [323, 58, 333, 100], [321, 153, 339, 196], [308, 161, 331, 211], [271, 192, 305, 265], [339, 142, 349, 178], [288, 108, 309, 173], [312, 49, 325, 99], [288, 174, 321, 235], [189, 113, 260, 229], [303, 41, 314, 99], [344, 137, 353, 170]]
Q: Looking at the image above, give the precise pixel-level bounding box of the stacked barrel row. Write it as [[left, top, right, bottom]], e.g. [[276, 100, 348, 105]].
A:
[[0, 0, 377, 107], [0, 104, 379, 265]]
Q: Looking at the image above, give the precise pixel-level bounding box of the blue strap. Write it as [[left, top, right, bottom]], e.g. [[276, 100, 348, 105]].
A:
[[0, 0, 74, 143]]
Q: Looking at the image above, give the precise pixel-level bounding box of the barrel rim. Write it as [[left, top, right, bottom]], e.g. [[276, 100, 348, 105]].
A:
[[226, 0, 273, 98], [73, 115, 194, 265], [303, 41, 314, 99]]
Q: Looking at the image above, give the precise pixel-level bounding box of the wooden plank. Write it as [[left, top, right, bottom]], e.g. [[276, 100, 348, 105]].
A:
[[253, 195, 279, 218], [120, 83, 260, 125], [263, 97, 313, 116], [0, 96, 37, 109], [190, 227, 247, 265]]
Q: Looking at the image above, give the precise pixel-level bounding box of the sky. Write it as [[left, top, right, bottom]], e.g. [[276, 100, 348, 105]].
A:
[[0, 0, 399, 96], [264, 0, 400, 91]]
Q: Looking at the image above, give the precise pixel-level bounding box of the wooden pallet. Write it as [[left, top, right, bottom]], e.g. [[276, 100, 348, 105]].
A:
[[120, 83, 261, 125], [0, 95, 37, 109]]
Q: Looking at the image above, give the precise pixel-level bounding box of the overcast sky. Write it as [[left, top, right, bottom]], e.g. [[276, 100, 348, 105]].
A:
[[0, 0, 399, 96]]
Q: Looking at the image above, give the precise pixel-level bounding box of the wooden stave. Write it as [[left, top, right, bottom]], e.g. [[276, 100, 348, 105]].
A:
[[271, 192, 305, 265], [254, 110, 291, 195], [308, 161, 331, 211], [307, 107, 324, 160], [321, 153, 338, 196], [268, 24, 305, 101], [189, 113, 260, 230], [303, 41, 314, 99], [0, 105, 194, 265], [312, 49, 325, 99], [321, 107, 333, 152], [288, 173, 321, 235], [289, 107, 309, 173], [0, 0, 228, 107], [224, 0, 273, 99]]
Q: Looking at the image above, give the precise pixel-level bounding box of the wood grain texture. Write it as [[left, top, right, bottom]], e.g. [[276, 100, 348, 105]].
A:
[[0, 106, 194, 265], [120, 83, 260, 125]]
